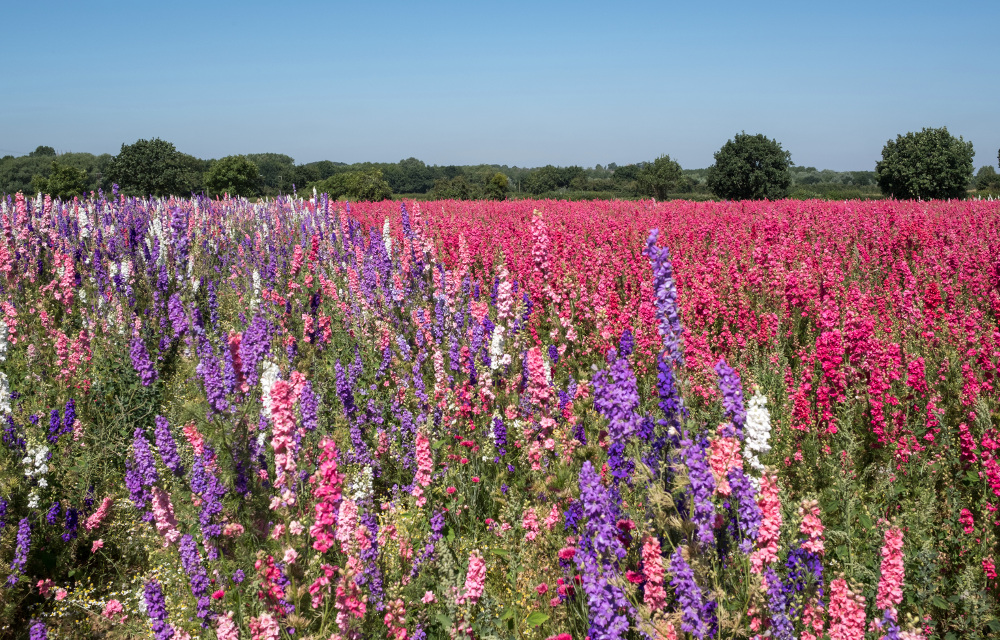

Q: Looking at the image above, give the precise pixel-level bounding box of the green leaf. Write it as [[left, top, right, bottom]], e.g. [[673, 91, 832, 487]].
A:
[[945, 633, 957, 640], [525, 612, 549, 627], [931, 596, 949, 609], [835, 545, 848, 559], [859, 512, 873, 529], [435, 614, 453, 630], [500, 609, 515, 621], [432, 439, 447, 450], [986, 620, 1000, 633], [491, 548, 509, 558], [446, 528, 455, 543], [967, 470, 980, 483]]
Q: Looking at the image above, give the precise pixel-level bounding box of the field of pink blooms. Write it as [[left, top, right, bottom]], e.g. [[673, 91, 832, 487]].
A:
[[1, 191, 999, 640]]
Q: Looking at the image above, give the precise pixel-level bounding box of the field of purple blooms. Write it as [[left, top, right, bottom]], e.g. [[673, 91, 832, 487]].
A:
[[1, 191, 998, 640]]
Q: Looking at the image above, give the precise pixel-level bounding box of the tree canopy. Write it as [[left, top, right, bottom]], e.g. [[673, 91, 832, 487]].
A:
[[204, 155, 262, 197], [706, 132, 792, 200], [30, 161, 89, 199], [637, 155, 682, 200], [874, 127, 974, 200], [105, 138, 204, 197]]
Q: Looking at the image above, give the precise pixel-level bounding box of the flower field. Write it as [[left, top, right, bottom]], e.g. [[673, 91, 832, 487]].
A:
[[1, 191, 999, 639]]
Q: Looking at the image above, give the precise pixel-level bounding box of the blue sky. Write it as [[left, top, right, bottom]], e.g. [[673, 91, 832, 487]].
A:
[[2, 0, 997, 171]]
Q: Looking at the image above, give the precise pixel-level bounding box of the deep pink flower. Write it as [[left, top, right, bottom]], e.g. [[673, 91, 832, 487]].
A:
[[960, 508, 975, 534]]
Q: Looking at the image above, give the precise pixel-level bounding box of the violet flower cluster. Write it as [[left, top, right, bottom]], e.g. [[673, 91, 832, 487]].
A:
[[645, 228, 685, 369], [715, 358, 746, 439], [681, 432, 717, 550], [130, 336, 158, 386], [592, 349, 643, 484], [7, 518, 31, 585], [144, 578, 174, 640], [153, 415, 184, 476], [179, 534, 213, 625], [764, 566, 795, 640], [125, 427, 159, 521], [669, 546, 717, 639]]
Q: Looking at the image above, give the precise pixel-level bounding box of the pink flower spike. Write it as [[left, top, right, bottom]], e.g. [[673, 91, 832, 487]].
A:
[[91, 539, 104, 553]]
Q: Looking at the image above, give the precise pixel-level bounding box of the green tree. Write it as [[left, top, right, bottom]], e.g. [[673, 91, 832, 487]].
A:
[[346, 169, 392, 201], [105, 138, 202, 197], [28, 145, 56, 157], [484, 172, 509, 200], [31, 161, 89, 198], [203, 155, 261, 197], [245, 153, 296, 195], [431, 176, 478, 200], [707, 132, 792, 200], [312, 170, 392, 201], [874, 127, 974, 200], [637, 154, 683, 200], [976, 166, 1000, 192]]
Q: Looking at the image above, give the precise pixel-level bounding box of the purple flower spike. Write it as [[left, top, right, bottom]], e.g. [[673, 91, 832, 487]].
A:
[[144, 579, 175, 640], [130, 337, 158, 386]]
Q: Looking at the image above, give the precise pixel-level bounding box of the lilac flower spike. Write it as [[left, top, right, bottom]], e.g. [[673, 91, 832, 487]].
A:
[[154, 415, 185, 476], [715, 358, 746, 439], [7, 518, 31, 585], [130, 336, 158, 386], [669, 546, 716, 639], [144, 579, 175, 640], [645, 228, 685, 368]]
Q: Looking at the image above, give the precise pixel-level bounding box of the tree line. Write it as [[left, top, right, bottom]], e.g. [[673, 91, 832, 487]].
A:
[[4, 129, 998, 201]]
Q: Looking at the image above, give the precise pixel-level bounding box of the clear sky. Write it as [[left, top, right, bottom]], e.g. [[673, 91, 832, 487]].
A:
[[2, 0, 998, 171]]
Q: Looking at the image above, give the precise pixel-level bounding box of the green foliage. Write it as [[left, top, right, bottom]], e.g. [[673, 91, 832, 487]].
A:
[[1, 152, 111, 196], [975, 165, 1000, 192], [245, 153, 297, 195], [203, 155, 262, 197], [28, 145, 56, 157], [484, 172, 509, 200], [311, 169, 393, 201], [31, 161, 90, 199], [706, 132, 792, 200], [431, 175, 479, 200], [875, 126, 974, 199], [105, 138, 204, 197], [636, 154, 682, 200]]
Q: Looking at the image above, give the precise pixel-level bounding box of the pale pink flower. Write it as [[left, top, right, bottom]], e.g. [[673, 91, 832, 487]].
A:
[[799, 499, 825, 555], [249, 612, 280, 640], [84, 496, 114, 532], [462, 551, 487, 604], [283, 547, 299, 565], [102, 599, 125, 622], [876, 527, 905, 617], [829, 578, 866, 640], [543, 504, 561, 531], [422, 590, 437, 604], [522, 507, 539, 542], [642, 536, 667, 611], [151, 486, 180, 544], [750, 472, 782, 573], [91, 539, 104, 553], [215, 611, 239, 640]]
